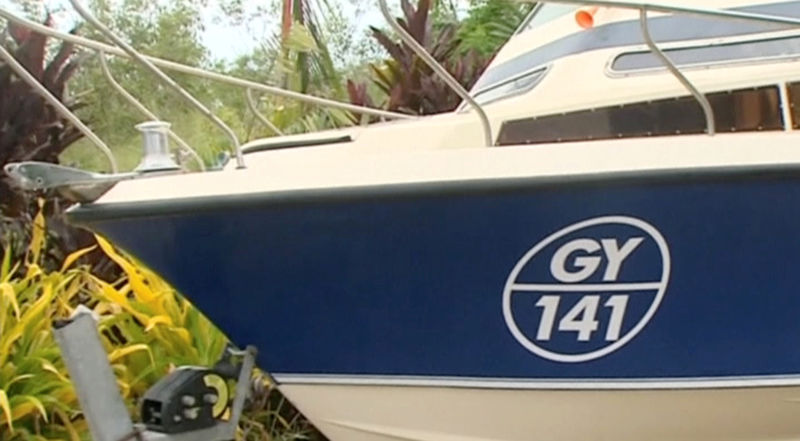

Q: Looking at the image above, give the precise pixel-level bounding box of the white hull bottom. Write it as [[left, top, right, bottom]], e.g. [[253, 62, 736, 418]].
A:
[[279, 383, 800, 441]]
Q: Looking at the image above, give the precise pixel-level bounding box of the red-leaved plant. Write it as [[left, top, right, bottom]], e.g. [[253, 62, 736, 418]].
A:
[[347, 0, 491, 118], [0, 18, 109, 273]]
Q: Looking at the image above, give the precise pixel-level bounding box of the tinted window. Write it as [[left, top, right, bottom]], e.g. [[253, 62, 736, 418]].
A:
[[786, 81, 800, 129], [612, 35, 800, 72], [469, 67, 547, 107], [497, 86, 782, 146]]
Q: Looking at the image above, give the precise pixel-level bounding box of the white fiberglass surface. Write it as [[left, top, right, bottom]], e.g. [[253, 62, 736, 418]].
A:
[[280, 383, 800, 441]]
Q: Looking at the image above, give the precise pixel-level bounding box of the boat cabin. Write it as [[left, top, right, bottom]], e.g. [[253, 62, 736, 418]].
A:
[[243, 0, 800, 156], [482, 0, 800, 146]]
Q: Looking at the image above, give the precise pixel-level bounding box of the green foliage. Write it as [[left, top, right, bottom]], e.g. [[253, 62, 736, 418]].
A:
[[0, 19, 110, 283], [64, 0, 227, 172], [457, 0, 534, 56], [347, 0, 491, 116], [90, 235, 230, 402], [231, 0, 359, 136], [0, 17, 85, 216], [0, 207, 324, 440], [0, 209, 90, 440], [321, 0, 386, 72]]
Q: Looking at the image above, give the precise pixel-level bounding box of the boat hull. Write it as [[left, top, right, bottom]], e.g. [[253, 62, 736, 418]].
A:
[[279, 383, 800, 441], [70, 166, 800, 440]]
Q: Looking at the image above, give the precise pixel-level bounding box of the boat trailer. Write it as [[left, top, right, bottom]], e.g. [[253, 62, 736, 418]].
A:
[[53, 307, 256, 441]]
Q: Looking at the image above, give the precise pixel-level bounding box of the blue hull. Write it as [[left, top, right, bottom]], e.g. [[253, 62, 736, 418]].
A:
[[71, 169, 800, 384]]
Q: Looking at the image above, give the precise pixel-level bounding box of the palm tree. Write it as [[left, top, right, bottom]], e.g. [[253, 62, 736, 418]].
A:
[[278, 0, 342, 95]]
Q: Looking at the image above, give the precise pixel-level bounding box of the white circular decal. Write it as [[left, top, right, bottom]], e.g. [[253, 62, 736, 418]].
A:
[[502, 216, 670, 363]]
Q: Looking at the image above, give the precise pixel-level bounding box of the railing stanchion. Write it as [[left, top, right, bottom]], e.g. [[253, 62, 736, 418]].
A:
[[639, 7, 715, 136], [246, 89, 284, 136]]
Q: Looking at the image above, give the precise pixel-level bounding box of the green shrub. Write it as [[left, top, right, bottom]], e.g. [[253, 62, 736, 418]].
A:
[[0, 208, 322, 440], [0, 209, 87, 440]]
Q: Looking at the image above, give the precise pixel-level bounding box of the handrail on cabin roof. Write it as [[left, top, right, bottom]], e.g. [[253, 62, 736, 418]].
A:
[[377, 0, 800, 144], [638, 8, 716, 135]]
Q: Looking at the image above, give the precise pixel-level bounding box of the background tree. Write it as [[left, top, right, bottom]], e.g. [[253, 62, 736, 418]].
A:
[[64, 0, 224, 171], [456, 0, 534, 56]]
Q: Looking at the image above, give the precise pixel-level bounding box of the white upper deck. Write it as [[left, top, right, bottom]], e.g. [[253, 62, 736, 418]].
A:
[[94, 0, 800, 205]]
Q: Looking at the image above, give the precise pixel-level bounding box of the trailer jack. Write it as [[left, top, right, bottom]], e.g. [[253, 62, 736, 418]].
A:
[[53, 307, 256, 441]]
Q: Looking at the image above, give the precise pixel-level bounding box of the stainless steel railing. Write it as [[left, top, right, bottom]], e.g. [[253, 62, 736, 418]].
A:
[[246, 89, 284, 136], [376, 0, 494, 147], [637, 8, 715, 135], [97, 52, 206, 171], [0, 2, 416, 172], [67, 0, 247, 168], [0, 7, 415, 121], [5, 0, 800, 175], [0, 43, 119, 172], [382, 0, 800, 141]]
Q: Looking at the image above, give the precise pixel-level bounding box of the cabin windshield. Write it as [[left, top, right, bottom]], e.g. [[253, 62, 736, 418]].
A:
[[464, 4, 581, 107], [517, 4, 581, 34]]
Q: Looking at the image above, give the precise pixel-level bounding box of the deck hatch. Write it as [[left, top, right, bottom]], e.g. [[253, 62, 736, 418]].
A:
[[242, 135, 353, 154]]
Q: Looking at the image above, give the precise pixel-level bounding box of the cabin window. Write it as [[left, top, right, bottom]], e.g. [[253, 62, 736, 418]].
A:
[[611, 35, 800, 73], [463, 67, 547, 109], [786, 82, 800, 129], [496, 86, 783, 146]]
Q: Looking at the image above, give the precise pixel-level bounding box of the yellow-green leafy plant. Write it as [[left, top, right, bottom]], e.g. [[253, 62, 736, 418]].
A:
[[88, 238, 323, 440], [0, 205, 323, 440], [0, 209, 87, 440], [0, 208, 228, 438], [87, 235, 230, 407]]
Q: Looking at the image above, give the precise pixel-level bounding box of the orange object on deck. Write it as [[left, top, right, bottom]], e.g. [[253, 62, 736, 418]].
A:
[[575, 6, 599, 29]]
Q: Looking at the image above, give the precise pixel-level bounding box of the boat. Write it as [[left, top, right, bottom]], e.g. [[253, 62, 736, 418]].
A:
[[7, 0, 800, 439]]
